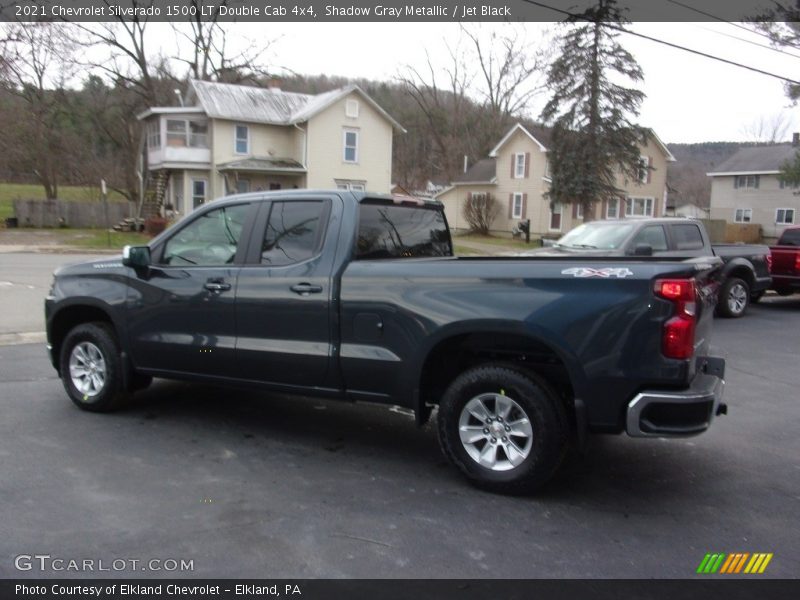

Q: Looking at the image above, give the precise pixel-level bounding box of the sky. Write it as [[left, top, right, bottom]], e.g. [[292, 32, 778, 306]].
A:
[[146, 21, 800, 144]]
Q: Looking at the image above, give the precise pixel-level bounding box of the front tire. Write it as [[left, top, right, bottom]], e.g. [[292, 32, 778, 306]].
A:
[[60, 322, 128, 412], [437, 364, 568, 494], [718, 277, 750, 318]]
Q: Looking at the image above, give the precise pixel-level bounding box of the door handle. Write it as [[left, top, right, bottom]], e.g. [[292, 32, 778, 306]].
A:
[[290, 283, 323, 295], [204, 280, 231, 292]]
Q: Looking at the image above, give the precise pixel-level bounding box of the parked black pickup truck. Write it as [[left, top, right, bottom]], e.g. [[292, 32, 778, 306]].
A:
[[529, 217, 771, 318], [45, 191, 726, 493]]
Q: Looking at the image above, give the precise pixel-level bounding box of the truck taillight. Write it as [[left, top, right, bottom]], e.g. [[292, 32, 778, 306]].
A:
[[795, 253, 800, 273], [655, 278, 697, 360], [767, 251, 773, 274]]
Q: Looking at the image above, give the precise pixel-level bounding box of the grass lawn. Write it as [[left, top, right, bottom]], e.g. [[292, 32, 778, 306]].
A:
[[0, 183, 127, 221], [59, 229, 151, 250], [454, 233, 543, 251]]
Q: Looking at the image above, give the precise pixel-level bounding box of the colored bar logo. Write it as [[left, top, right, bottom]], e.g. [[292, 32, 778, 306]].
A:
[[697, 553, 773, 574]]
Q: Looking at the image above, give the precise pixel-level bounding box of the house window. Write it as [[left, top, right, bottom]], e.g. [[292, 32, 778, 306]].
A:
[[638, 156, 649, 183], [625, 197, 654, 217], [236, 180, 250, 194], [779, 179, 800, 189], [550, 202, 562, 231], [164, 119, 207, 148], [514, 153, 526, 179], [734, 175, 759, 189], [166, 120, 187, 146], [544, 160, 551, 179], [345, 99, 359, 118], [192, 179, 207, 209], [607, 198, 620, 219], [146, 121, 160, 148], [734, 208, 752, 223], [343, 129, 359, 163], [235, 125, 249, 154], [512, 193, 523, 219], [336, 180, 366, 191], [576, 203, 584, 219], [776, 208, 795, 224]]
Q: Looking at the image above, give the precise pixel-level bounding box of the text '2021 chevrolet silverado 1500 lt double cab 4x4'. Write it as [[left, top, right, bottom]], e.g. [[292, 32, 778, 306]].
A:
[[45, 191, 726, 494]]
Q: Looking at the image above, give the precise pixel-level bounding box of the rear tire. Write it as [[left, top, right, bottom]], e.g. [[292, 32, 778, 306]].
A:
[[437, 364, 568, 494], [717, 277, 750, 318], [60, 322, 128, 412]]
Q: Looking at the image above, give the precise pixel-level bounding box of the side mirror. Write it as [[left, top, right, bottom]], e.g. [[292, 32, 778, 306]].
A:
[[633, 243, 653, 256], [122, 245, 151, 268]]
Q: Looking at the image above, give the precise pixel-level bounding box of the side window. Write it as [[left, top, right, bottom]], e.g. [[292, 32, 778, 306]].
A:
[[631, 225, 668, 252], [672, 224, 704, 251], [162, 204, 250, 266], [356, 202, 452, 259], [261, 201, 327, 266]]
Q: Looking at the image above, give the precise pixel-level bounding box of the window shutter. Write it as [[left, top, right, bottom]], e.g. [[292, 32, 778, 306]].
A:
[[522, 193, 528, 217], [467, 192, 473, 201], [647, 157, 653, 183], [755, 175, 760, 189], [572, 203, 578, 219], [508, 194, 513, 219], [524, 152, 531, 178], [734, 177, 739, 189], [511, 156, 515, 178], [601, 200, 608, 219]]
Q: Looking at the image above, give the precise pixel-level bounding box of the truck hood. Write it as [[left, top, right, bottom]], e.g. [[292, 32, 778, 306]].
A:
[[53, 255, 126, 278]]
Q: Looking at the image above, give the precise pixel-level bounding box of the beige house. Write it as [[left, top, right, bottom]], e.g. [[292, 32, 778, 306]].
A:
[[437, 123, 675, 238], [137, 79, 404, 216], [708, 143, 798, 243]]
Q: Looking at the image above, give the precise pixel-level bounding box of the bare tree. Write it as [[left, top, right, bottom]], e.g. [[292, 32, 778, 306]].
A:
[[740, 112, 793, 144], [0, 22, 77, 199], [172, 1, 276, 83], [463, 193, 501, 234]]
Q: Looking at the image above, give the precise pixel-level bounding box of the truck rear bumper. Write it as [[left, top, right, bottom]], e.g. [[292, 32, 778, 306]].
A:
[[626, 358, 726, 438]]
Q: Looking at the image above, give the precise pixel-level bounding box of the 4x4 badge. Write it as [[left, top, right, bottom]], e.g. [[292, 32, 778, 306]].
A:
[[562, 267, 634, 279]]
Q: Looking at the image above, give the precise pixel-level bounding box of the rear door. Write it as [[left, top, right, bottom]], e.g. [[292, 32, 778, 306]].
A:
[[234, 194, 341, 389], [127, 202, 256, 377]]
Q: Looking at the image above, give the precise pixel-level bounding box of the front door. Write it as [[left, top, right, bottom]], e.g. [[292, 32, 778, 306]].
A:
[[127, 202, 255, 378], [234, 195, 340, 389]]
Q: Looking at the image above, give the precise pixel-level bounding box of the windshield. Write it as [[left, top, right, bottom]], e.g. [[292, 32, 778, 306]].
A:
[[556, 222, 635, 250]]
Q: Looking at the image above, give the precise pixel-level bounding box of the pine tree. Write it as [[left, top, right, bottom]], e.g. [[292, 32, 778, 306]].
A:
[[540, 0, 647, 221]]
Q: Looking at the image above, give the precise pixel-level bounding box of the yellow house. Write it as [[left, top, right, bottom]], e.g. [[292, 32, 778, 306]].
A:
[[437, 123, 675, 238], [137, 80, 404, 216]]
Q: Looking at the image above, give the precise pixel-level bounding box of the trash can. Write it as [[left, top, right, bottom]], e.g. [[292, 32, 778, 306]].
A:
[[4, 217, 18, 228]]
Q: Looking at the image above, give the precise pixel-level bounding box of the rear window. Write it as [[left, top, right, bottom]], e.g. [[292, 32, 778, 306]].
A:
[[778, 229, 800, 246], [356, 201, 452, 259], [671, 224, 704, 250]]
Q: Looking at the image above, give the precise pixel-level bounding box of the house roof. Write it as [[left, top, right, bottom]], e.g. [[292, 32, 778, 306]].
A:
[[489, 123, 548, 156], [217, 157, 306, 173], [182, 80, 405, 132], [707, 144, 796, 176], [454, 158, 497, 184]]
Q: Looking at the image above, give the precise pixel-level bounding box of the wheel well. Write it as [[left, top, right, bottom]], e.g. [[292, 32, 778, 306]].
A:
[[726, 266, 754, 289], [418, 332, 575, 424], [50, 306, 115, 369]]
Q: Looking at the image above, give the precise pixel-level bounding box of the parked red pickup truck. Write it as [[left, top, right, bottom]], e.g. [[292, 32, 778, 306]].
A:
[[770, 226, 800, 296]]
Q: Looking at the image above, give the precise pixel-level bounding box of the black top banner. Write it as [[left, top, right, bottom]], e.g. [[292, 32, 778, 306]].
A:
[[0, 0, 786, 23]]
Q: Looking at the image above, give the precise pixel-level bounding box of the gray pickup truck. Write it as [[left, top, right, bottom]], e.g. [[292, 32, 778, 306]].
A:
[[45, 191, 726, 494], [530, 217, 772, 318]]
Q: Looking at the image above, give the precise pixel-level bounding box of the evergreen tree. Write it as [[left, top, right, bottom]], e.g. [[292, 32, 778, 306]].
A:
[[540, 0, 647, 220]]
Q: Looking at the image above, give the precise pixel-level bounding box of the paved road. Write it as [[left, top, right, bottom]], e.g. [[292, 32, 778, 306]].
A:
[[0, 295, 798, 579], [0, 253, 105, 342]]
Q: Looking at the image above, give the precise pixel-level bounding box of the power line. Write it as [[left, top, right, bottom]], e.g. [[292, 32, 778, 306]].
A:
[[521, 0, 800, 87], [696, 23, 800, 61], [667, 0, 800, 58]]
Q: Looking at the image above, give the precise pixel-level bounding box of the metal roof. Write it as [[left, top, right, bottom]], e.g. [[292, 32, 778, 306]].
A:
[[708, 144, 796, 176], [183, 80, 404, 131], [217, 157, 306, 173]]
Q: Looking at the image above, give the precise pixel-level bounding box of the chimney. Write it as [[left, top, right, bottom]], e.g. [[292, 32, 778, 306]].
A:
[[267, 77, 281, 91], [793, 132, 799, 147], [463, 155, 469, 174]]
